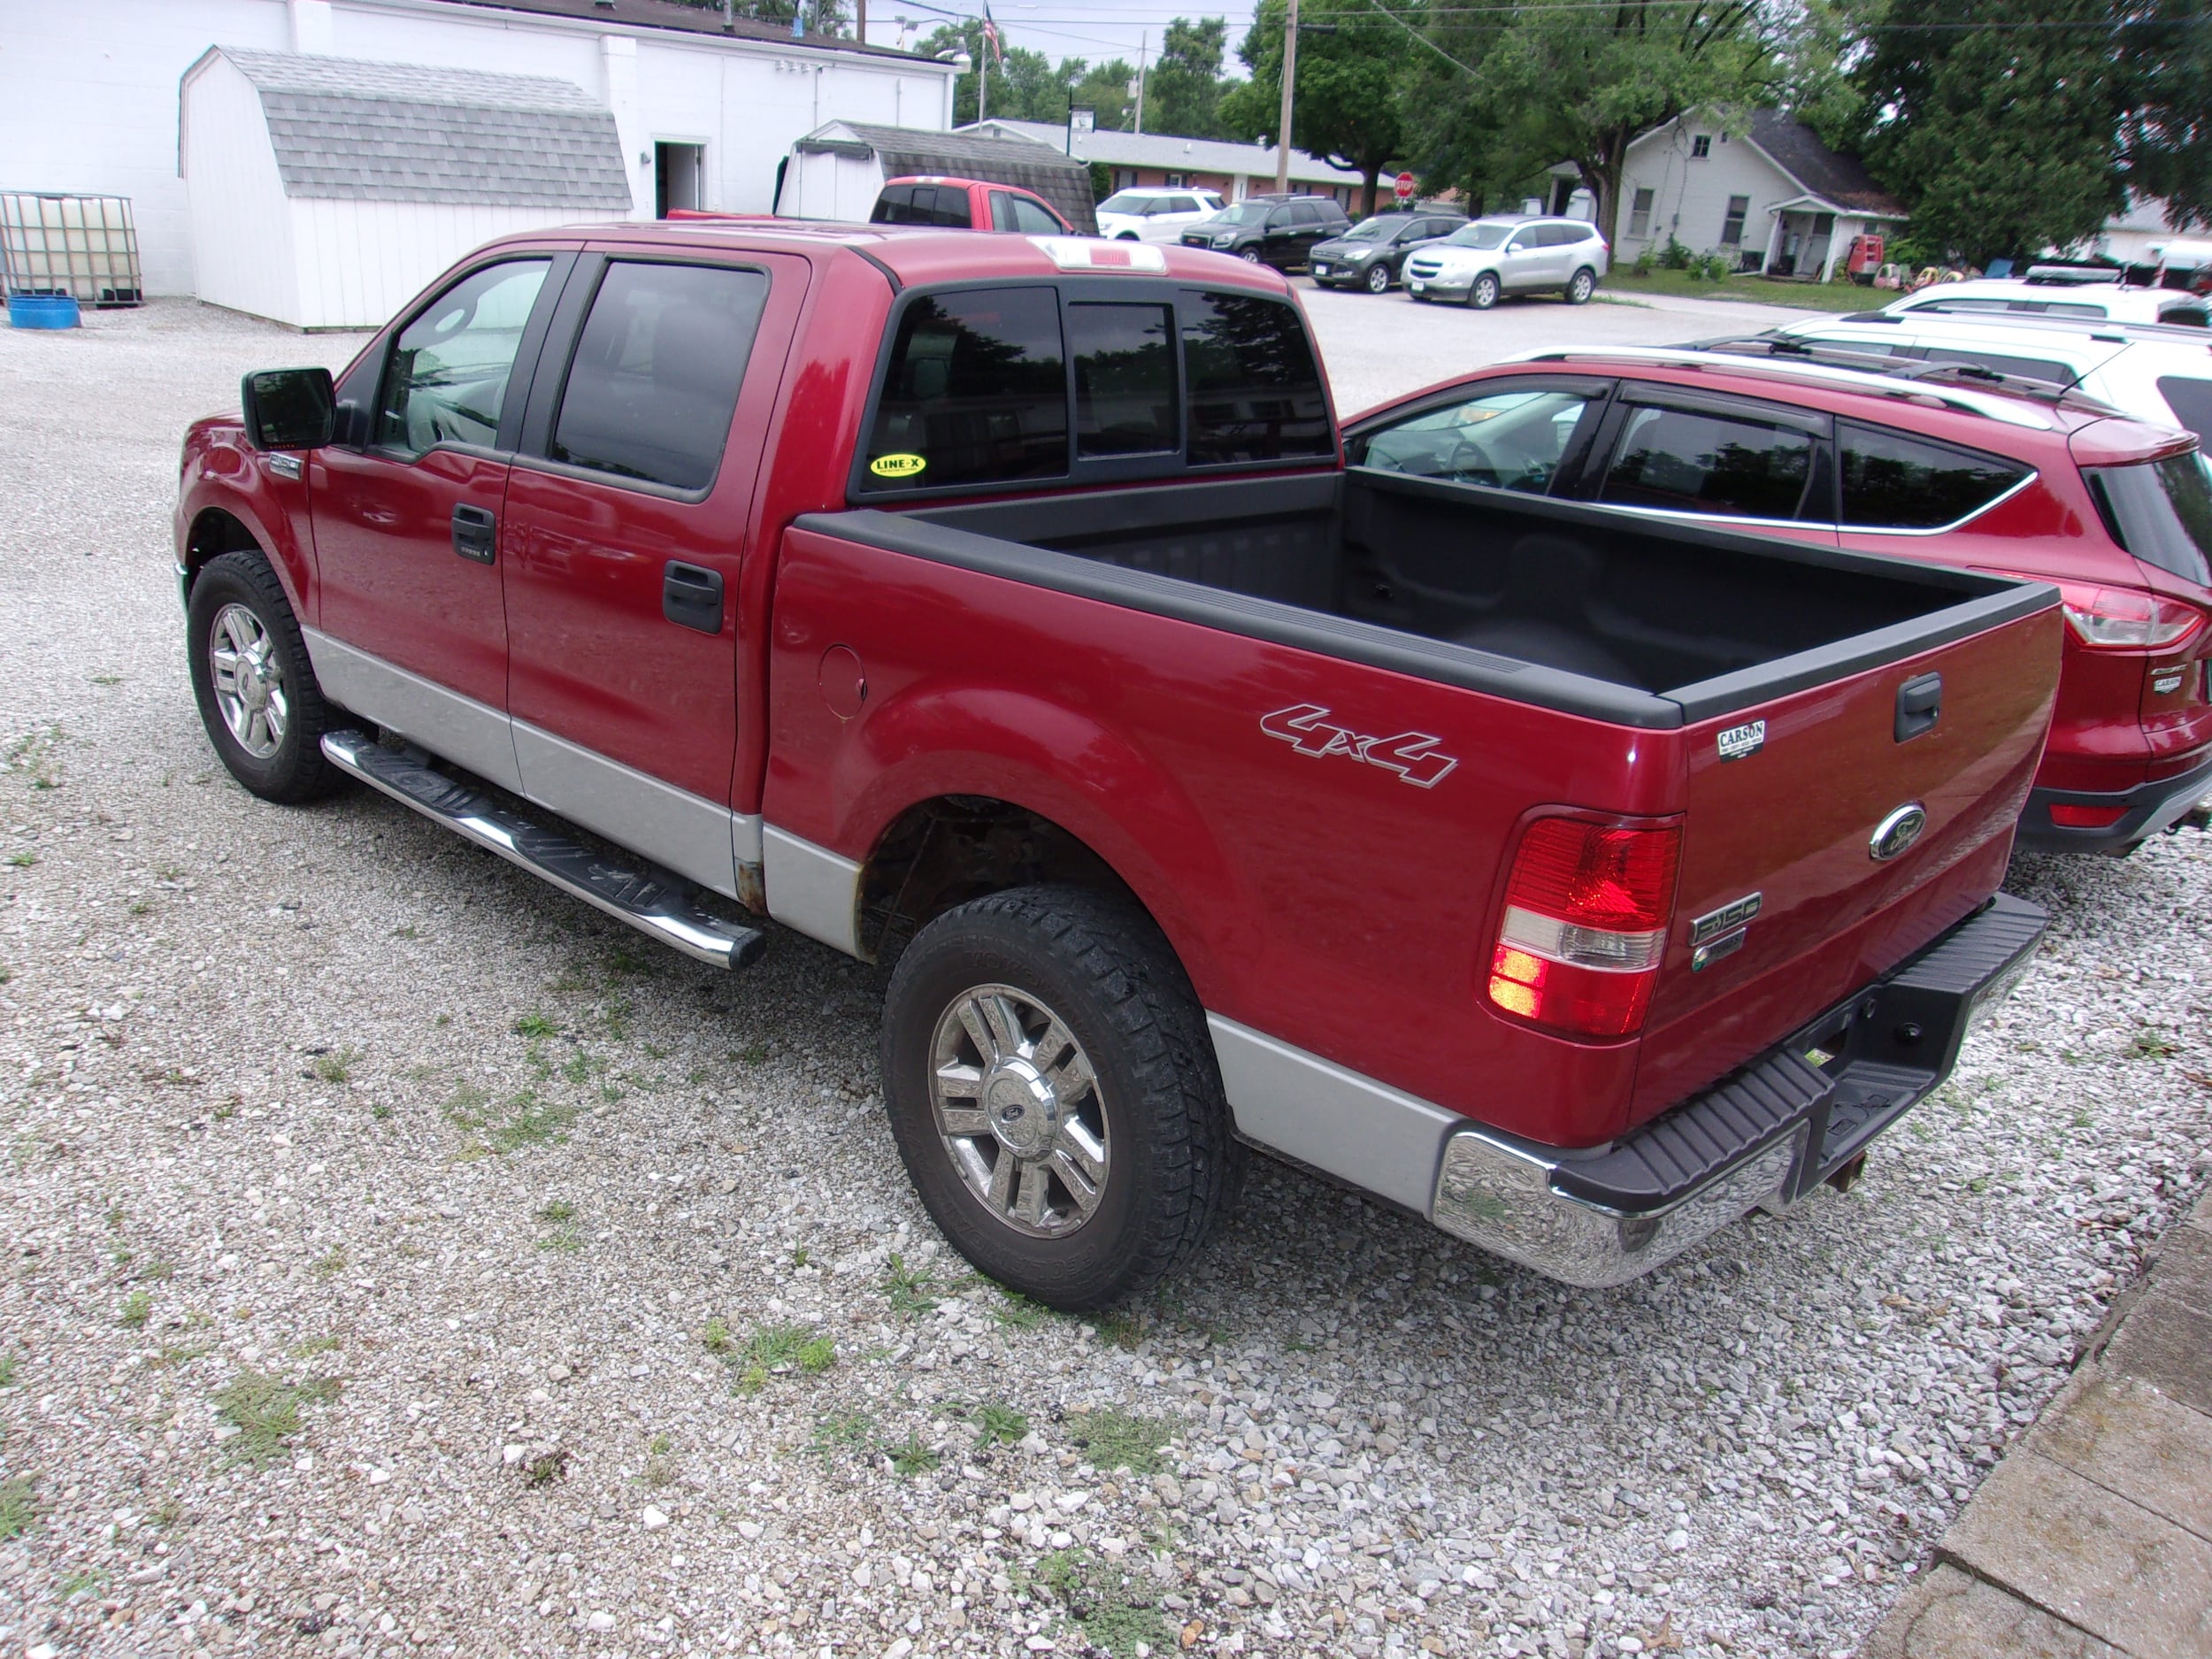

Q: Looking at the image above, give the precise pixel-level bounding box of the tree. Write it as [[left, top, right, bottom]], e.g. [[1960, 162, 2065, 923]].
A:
[[1145, 19, 1232, 139], [915, 23, 1133, 130], [1847, 0, 2131, 265], [1221, 0, 1407, 215], [1448, 1, 1786, 250], [2108, 0, 2212, 234]]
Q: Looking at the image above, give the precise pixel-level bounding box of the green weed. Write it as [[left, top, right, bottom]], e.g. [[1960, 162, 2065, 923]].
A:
[[536, 1200, 576, 1223], [974, 1402, 1030, 1446], [58, 1566, 109, 1597], [514, 1012, 559, 1039], [721, 1323, 833, 1394], [1034, 1547, 1168, 1658], [288, 1335, 342, 1358], [0, 1479, 39, 1541], [311, 1248, 348, 1279], [809, 1409, 874, 1462], [489, 1091, 577, 1152], [523, 1448, 569, 1487], [880, 1429, 941, 1477], [211, 1372, 341, 1468], [2125, 1030, 2180, 1060], [119, 1289, 151, 1328], [886, 1252, 939, 1317], [1065, 1407, 1172, 1475], [738, 1041, 768, 1064], [0, 1353, 16, 1387], [311, 1046, 360, 1084], [442, 1082, 491, 1130], [6, 852, 36, 869], [536, 1227, 582, 1254]]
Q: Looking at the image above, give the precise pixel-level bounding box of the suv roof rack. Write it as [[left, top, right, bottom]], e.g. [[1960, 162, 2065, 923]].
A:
[[1509, 343, 2065, 428], [1832, 308, 2212, 347]]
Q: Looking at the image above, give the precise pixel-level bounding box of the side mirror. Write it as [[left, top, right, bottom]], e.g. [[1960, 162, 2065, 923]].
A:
[[241, 367, 335, 450]]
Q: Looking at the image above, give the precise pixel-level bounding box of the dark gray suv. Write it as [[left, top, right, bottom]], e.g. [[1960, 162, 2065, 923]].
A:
[[1180, 195, 1353, 273], [1309, 211, 1470, 294]]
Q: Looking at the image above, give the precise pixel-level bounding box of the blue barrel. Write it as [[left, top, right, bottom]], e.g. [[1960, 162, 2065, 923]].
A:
[[7, 293, 81, 329]]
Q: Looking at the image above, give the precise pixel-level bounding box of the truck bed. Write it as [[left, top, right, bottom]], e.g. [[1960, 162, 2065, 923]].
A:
[[814, 469, 2048, 726]]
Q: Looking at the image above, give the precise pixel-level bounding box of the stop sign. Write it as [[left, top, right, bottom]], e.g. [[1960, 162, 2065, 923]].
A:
[[1394, 171, 1415, 201]]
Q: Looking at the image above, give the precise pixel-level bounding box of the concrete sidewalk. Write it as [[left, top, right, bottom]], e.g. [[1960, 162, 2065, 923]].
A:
[[1865, 1190, 2212, 1658]]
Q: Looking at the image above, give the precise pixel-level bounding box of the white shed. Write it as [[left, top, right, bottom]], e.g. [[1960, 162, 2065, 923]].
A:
[[180, 47, 629, 328]]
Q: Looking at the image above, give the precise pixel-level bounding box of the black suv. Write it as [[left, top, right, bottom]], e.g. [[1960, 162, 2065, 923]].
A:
[[1309, 211, 1470, 294], [1180, 195, 1353, 272]]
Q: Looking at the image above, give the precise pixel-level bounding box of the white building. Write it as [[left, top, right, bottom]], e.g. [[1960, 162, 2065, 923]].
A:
[[1, 0, 957, 307], [962, 119, 1363, 211], [1549, 110, 1908, 282]]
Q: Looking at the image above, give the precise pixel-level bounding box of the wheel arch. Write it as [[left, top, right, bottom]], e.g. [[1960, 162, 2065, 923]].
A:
[[180, 497, 309, 618]]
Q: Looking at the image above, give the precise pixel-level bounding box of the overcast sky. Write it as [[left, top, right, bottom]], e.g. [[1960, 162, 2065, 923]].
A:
[[862, 0, 1263, 77]]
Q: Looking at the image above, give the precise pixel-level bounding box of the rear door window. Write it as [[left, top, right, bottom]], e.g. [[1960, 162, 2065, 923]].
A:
[[1838, 422, 2030, 529], [2156, 376, 2212, 443], [548, 261, 770, 492], [1182, 291, 1333, 465], [1597, 401, 1815, 519], [862, 288, 1068, 489]]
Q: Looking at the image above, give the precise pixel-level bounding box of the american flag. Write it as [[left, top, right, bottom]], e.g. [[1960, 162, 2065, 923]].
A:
[[980, 2, 1003, 65]]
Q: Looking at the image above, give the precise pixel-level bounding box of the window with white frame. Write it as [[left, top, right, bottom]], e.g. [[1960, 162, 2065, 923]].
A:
[[1720, 195, 1749, 245], [1629, 188, 1655, 239]]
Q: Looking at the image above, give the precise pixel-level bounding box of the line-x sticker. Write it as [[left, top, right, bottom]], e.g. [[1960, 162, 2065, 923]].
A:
[[1260, 703, 1459, 788]]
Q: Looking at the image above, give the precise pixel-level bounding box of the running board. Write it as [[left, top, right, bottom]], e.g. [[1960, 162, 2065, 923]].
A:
[[320, 730, 766, 971]]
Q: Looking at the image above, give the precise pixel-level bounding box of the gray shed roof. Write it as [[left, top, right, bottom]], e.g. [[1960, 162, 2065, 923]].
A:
[[967, 119, 1362, 188], [188, 47, 630, 209], [807, 122, 1098, 234]]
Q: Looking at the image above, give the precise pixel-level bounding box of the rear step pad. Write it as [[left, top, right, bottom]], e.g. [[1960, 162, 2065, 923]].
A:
[[320, 730, 766, 971]]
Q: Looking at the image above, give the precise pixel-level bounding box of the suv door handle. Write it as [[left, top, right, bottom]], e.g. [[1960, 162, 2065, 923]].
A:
[[663, 561, 724, 634], [450, 504, 497, 565]]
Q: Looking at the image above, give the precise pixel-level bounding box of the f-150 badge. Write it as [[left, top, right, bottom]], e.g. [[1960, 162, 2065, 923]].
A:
[[1260, 703, 1458, 788]]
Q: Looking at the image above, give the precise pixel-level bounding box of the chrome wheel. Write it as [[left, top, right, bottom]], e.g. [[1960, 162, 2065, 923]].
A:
[[207, 602, 288, 759], [930, 983, 1109, 1239]]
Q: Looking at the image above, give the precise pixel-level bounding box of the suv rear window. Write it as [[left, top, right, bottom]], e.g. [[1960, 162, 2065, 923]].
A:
[[1839, 422, 2029, 529], [2085, 455, 2212, 585]]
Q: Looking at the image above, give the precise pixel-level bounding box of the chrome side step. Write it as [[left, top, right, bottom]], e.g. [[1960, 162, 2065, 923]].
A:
[[320, 730, 767, 971]]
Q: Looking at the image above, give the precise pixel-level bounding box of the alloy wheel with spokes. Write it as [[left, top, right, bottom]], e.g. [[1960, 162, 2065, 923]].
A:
[[208, 601, 289, 759], [931, 983, 1109, 1238]]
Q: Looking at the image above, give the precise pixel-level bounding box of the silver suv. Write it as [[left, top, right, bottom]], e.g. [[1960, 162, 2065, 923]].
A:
[[1403, 216, 1610, 309]]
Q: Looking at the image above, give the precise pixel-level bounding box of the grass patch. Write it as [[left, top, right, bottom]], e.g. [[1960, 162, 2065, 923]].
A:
[[0, 1353, 16, 1387], [537, 1199, 577, 1223], [311, 1248, 348, 1279], [973, 1402, 1030, 1446], [288, 1335, 342, 1358], [58, 1566, 108, 1598], [809, 1409, 875, 1463], [0, 1478, 35, 1540], [1035, 1547, 1170, 1658], [311, 1046, 360, 1084], [2125, 1029, 2180, 1060], [1064, 1406, 1173, 1475], [536, 1226, 582, 1254], [738, 1041, 768, 1064], [212, 1372, 341, 1467], [719, 1323, 834, 1394], [119, 1289, 151, 1328], [1602, 267, 1882, 312], [886, 1252, 939, 1317], [488, 1090, 577, 1153], [150, 1343, 210, 1369], [514, 1011, 559, 1040], [5, 851, 35, 869], [994, 1292, 1049, 1329], [880, 1429, 941, 1477], [523, 1448, 569, 1487], [442, 1081, 492, 1129]]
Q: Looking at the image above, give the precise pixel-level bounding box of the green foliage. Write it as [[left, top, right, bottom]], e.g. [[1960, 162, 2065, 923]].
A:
[[918, 20, 1134, 134], [1224, 0, 1408, 212], [119, 1289, 151, 1329], [0, 1479, 37, 1541], [974, 1402, 1031, 1446], [212, 1372, 341, 1468], [880, 1429, 941, 1477], [1064, 1406, 1173, 1474], [885, 1252, 940, 1317], [1034, 1547, 1170, 1658], [1147, 18, 1232, 139], [718, 1322, 833, 1394]]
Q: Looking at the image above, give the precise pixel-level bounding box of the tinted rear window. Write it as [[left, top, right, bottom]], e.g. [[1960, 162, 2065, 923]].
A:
[[876, 186, 971, 227], [1839, 422, 2029, 529], [1916, 345, 2075, 386], [1071, 302, 1177, 457], [1182, 292, 1333, 465], [2086, 455, 2212, 585], [1598, 404, 1813, 519], [863, 288, 1068, 489]]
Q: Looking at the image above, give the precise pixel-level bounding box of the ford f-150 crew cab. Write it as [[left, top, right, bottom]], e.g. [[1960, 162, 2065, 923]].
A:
[[175, 223, 2061, 1308]]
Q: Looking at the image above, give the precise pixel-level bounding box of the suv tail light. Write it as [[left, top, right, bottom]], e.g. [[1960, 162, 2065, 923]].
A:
[[1487, 817, 1682, 1040], [2054, 581, 2205, 650]]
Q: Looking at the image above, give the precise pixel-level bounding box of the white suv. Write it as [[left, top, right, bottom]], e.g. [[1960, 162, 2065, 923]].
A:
[[1094, 188, 1225, 244], [1402, 216, 1609, 309], [1880, 278, 2208, 328], [1769, 311, 2212, 452]]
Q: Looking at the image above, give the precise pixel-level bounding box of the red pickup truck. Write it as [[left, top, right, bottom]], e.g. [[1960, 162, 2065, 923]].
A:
[[175, 224, 2059, 1307]]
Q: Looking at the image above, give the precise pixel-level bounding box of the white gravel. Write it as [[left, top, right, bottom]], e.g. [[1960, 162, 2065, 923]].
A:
[[0, 299, 2207, 1659]]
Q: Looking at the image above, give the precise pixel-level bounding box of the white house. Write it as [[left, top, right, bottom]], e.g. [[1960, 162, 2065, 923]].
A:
[[1, 0, 957, 304], [962, 119, 1363, 211], [1549, 110, 1907, 281]]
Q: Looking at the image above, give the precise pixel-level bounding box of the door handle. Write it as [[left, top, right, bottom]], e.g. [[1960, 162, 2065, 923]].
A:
[[663, 561, 724, 634], [451, 503, 497, 565]]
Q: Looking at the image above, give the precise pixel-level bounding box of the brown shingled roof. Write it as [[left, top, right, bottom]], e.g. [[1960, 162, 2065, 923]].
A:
[[1747, 110, 1907, 219]]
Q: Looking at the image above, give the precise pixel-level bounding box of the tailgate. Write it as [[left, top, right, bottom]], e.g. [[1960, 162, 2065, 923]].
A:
[[1627, 602, 2062, 1123]]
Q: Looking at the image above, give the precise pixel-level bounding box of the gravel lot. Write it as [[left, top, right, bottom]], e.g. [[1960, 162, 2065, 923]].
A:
[[0, 298, 2207, 1659]]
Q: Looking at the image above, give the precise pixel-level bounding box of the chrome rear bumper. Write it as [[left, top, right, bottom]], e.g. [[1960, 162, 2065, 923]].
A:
[[1430, 893, 2047, 1287]]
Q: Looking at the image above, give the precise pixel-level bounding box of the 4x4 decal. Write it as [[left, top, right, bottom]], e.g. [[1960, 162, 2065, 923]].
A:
[[1260, 703, 1459, 789]]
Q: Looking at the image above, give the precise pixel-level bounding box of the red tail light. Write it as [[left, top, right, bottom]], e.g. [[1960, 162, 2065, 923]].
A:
[[2052, 581, 2204, 651], [1486, 818, 1682, 1039]]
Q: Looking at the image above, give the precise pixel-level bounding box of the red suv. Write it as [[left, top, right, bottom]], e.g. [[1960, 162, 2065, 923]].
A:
[[1348, 346, 2212, 852]]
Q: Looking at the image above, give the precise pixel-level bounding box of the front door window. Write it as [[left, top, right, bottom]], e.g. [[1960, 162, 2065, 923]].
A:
[[374, 260, 550, 456]]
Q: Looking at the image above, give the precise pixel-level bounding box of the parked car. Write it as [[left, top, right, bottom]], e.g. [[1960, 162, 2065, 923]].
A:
[[1403, 215, 1609, 308], [1179, 194, 1351, 270], [1351, 345, 2212, 852], [1094, 187, 1225, 243], [1308, 211, 1468, 294], [1878, 277, 2209, 328], [180, 226, 2054, 1305], [871, 176, 1072, 234], [1767, 311, 2212, 457]]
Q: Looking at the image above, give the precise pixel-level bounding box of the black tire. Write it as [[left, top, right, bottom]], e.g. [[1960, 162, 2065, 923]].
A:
[[1364, 261, 1392, 295], [186, 549, 343, 803], [1566, 265, 1597, 304], [1471, 272, 1501, 310], [880, 885, 1237, 1310], [1239, 248, 1264, 265]]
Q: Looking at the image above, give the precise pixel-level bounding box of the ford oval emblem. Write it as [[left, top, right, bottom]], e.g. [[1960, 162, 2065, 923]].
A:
[[1870, 803, 1928, 862]]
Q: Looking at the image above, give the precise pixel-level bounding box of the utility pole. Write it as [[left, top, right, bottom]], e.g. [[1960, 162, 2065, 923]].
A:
[[1273, 0, 1298, 195], [856, 0, 865, 46], [979, 44, 988, 123], [1133, 33, 1148, 134]]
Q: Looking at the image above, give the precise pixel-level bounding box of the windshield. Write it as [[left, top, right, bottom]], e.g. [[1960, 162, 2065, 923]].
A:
[[2086, 453, 2212, 585], [1098, 192, 1161, 216], [1212, 203, 1271, 227], [1444, 223, 1513, 250], [1341, 218, 1396, 242]]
